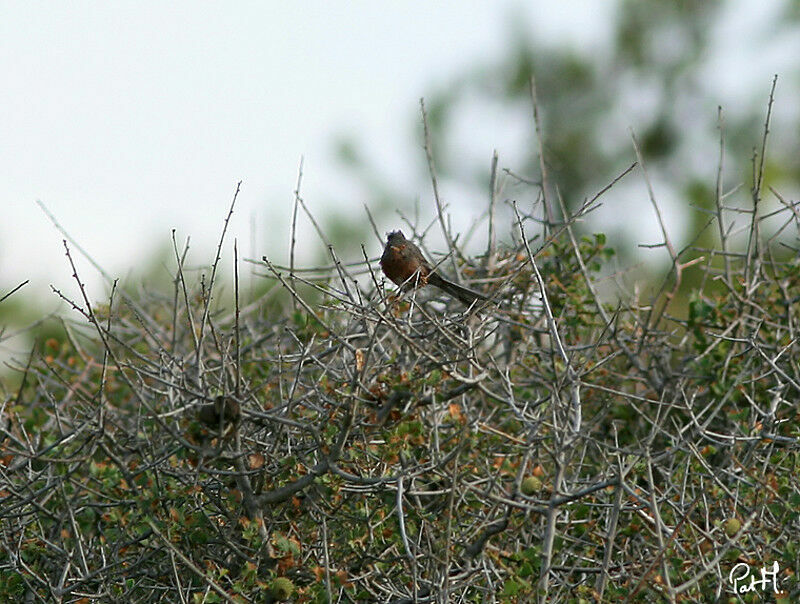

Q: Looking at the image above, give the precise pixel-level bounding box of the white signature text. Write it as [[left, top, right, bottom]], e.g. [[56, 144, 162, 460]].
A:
[[728, 561, 779, 594]]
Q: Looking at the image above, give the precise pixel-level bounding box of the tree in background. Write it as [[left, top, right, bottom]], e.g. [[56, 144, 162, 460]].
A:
[[333, 0, 800, 267]]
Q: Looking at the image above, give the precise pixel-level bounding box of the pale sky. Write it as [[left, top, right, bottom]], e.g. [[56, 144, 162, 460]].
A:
[[1, 3, 613, 301], [1, 1, 793, 329]]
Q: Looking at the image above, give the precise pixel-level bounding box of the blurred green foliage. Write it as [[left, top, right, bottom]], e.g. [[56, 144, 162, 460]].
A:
[[333, 0, 800, 258]]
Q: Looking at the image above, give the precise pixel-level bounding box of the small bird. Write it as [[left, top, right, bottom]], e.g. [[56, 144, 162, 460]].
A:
[[197, 395, 241, 430], [380, 230, 488, 306]]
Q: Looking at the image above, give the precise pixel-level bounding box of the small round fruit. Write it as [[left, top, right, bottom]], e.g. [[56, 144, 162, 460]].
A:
[[724, 517, 741, 538], [270, 577, 294, 600], [521, 476, 542, 495]]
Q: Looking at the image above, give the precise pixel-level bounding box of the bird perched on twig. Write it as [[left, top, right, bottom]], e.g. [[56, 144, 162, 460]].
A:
[[197, 395, 240, 431], [380, 230, 488, 306]]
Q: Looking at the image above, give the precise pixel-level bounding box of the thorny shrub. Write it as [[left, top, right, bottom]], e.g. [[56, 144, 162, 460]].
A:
[[2, 143, 800, 602]]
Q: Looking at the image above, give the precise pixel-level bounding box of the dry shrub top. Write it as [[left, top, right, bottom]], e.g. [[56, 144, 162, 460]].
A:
[[2, 176, 800, 602]]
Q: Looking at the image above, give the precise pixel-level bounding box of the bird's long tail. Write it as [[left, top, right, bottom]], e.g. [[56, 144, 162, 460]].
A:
[[427, 273, 488, 306]]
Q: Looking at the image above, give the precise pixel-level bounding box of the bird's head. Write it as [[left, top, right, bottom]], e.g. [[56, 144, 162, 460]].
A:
[[386, 230, 406, 246]]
